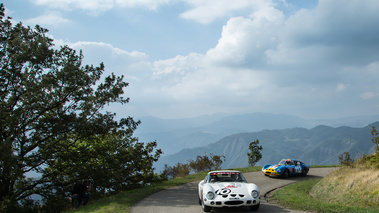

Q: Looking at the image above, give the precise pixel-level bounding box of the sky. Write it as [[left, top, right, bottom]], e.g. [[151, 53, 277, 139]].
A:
[[4, 0, 379, 120]]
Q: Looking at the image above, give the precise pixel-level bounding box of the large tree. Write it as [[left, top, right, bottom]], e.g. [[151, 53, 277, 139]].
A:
[[0, 4, 161, 211]]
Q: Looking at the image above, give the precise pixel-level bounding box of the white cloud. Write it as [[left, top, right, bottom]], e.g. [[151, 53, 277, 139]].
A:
[[25, 11, 71, 27], [3, 6, 15, 17], [34, 0, 114, 13], [59, 41, 151, 84], [267, 0, 379, 66], [153, 54, 200, 77], [360, 92, 379, 100], [336, 83, 348, 92], [180, 0, 276, 24], [115, 0, 172, 10], [32, 0, 278, 22], [206, 9, 284, 66], [150, 51, 274, 110], [33, 0, 172, 14], [366, 61, 379, 73], [68, 41, 147, 60]]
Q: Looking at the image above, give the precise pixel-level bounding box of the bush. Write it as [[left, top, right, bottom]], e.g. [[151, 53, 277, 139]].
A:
[[162, 153, 226, 179], [338, 152, 354, 167], [188, 153, 225, 173], [161, 163, 190, 180], [356, 153, 379, 169]]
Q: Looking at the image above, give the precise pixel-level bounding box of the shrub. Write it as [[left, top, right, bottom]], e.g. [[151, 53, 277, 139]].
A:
[[161, 163, 190, 180], [188, 153, 225, 173], [338, 152, 354, 167]]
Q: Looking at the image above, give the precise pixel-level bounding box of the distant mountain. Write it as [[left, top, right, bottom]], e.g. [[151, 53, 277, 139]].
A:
[[134, 112, 379, 156], [153, 121, 379, 173]]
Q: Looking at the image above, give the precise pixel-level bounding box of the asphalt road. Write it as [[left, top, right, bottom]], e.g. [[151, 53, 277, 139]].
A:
[[130, 167, 337, 213]]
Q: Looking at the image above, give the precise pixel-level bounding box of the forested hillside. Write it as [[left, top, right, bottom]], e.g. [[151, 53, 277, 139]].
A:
[[154, 122, 379, 172]]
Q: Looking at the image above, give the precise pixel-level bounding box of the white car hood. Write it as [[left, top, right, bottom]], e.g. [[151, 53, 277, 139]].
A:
[[208, 182, 257, 194]]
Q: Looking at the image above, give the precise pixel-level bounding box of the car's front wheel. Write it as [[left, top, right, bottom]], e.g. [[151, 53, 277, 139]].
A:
[[249, 203, 260, 211], [282, 169, 289, 179], [301, 168, 308, 176], [201, 197, 212, 212]]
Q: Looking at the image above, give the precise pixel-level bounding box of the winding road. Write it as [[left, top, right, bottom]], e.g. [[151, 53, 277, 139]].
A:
[[130, 167, 337, 213]]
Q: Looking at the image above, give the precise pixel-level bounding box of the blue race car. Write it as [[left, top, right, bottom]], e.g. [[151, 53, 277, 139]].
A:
[[262, 159, 310, 178]]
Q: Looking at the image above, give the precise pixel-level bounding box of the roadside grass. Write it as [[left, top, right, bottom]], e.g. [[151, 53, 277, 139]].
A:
[[270, 156, 379, 213], [310, 167, 379, 208], [68, 167, 262, 213], [270, 178, 378, 213]]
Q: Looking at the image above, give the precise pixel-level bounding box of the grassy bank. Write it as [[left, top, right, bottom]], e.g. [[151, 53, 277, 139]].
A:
[[270, 178, 378, 213], [270, 155, 379, 213]]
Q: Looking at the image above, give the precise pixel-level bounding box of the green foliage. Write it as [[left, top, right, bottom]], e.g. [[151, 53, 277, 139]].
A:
[[354, 127, 379, 169], [371, 126, 379, 151], [247, 139, 263, 167], [356, 153, 379, 169], [188, 153, 226, 173], [162, 153, 226, 179], [0, 4, 162, 211], [161, 163, 190, 180], [338, 152, 354, 167], [46, 133, 163, 199]]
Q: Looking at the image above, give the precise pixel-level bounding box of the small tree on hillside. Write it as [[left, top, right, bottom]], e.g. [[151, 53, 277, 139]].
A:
[[338, 152, 354, 167], [247, 140, 263, 167], [371, 126, 379, 152]]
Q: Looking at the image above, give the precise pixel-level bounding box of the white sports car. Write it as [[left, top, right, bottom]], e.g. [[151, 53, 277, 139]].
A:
[[198, 170, 260, 212]]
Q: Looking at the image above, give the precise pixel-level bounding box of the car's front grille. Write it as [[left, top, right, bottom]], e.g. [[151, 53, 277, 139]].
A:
[[224, 200, 244, 205]]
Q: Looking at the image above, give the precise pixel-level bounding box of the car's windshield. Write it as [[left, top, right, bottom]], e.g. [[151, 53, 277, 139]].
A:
[[207, 172, 247, 183], [278, 159, 295, 165]]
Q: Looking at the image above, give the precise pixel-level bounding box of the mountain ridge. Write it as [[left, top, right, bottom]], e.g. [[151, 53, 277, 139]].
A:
[[135, 112, 379, 156], [153, 121, 379, 173]]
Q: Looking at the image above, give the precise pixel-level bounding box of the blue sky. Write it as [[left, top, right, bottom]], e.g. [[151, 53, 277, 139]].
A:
[[4, 0, 379, 119]]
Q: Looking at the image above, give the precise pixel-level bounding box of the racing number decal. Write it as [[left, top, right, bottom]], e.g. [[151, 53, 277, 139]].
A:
[[295, 165, 302, 173], [216, 188, 231, 195]]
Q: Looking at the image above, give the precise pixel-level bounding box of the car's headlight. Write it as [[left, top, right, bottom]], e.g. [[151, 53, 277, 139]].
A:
[[251, 190, 259, 199], [206, 191, 215, 200]]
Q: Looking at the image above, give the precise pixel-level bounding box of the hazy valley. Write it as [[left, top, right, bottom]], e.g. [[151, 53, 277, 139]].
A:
[[134, 113, 379, 172]]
